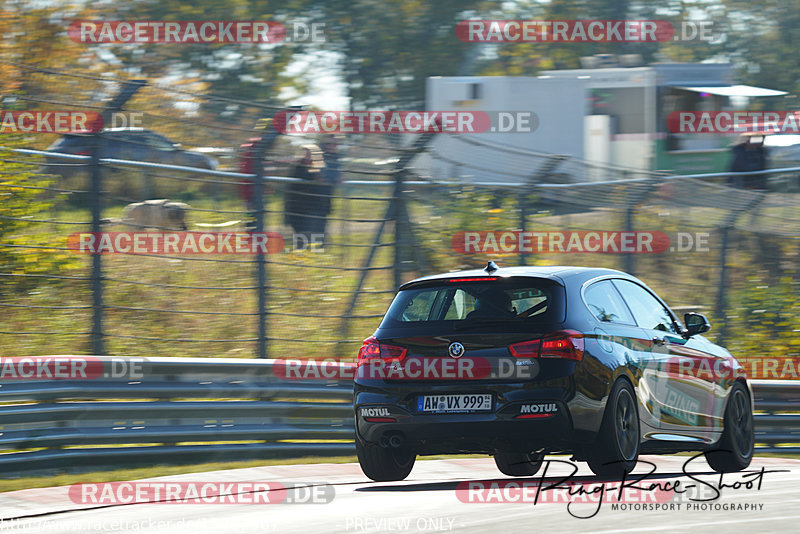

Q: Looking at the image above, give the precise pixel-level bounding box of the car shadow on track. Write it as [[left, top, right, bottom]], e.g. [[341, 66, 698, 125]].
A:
[[354, 470, 718, 492]]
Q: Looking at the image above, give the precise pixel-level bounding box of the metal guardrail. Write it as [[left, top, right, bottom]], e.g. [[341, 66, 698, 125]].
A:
[[752, 380, 800, 454], [0, 357, 354, 471], [0, 357, 797, 472]]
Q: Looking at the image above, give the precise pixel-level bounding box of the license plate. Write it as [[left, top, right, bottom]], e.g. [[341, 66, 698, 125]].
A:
[[417, 394, 492, 413]]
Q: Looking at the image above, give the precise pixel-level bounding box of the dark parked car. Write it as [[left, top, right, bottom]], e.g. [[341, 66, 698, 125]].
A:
[[46, 128, 217, 178], [354, 263, 754, 481]]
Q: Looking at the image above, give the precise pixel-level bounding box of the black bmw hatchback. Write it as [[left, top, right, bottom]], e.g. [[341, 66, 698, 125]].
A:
[[354, 263, 754, 481]]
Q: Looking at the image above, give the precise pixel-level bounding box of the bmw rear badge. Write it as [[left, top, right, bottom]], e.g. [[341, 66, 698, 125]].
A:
[[448, 342, 465, 358]]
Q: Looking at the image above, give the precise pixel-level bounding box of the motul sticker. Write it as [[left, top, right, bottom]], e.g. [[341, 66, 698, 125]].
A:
[[520, 403, 557, 414], [360, 407, 391, 418]]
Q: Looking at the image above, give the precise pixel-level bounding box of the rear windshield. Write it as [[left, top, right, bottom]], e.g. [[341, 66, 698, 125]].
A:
[[379, 278, 564, 329]]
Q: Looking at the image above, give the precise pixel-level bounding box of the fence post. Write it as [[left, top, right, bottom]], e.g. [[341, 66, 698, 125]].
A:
[[252, 120, 279, 359], [392, 131, 437, 287], [623, 204, 636, 275], [714, 191, 766, 346], [89, 130, 104, 355], [336, 131, 436, 357], [392, 170, 406, 290], [89, 80, 146, 355], [714, 224, 731, 345], [620, 178, 657, 275], [519, 155, 566, 266]]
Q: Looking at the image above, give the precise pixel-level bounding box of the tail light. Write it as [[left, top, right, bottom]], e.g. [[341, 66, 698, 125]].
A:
[[509, 339, 541, 358], [541, 330, 584, 360], [508, 330, 584, 361], [357, 336, 407, 364]]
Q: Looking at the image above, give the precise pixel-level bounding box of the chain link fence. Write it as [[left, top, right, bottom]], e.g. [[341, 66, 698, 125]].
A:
[[1, 64, 799, 373]]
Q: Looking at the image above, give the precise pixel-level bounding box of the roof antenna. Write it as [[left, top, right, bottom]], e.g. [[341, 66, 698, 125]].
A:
[[484, 261, 498, 273]]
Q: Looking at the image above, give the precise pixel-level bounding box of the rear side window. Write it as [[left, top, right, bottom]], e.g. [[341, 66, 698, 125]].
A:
[[611, 279, 679, 334], [380, 279, 560, 328], [583, 280, 635, 325]]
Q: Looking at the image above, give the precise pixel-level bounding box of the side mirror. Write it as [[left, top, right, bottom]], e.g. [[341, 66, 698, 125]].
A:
[[684, 312, 711, 337]]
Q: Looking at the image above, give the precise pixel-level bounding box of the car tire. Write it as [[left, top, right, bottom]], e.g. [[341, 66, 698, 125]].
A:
[[587, 379, 640, 478], [356, 436, 416, 482], [704, 382, 754, 473], [494, 451, 544, 477]]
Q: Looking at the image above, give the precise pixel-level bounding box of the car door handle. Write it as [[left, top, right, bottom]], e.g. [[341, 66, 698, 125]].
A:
[[652, 336, 667, 346]]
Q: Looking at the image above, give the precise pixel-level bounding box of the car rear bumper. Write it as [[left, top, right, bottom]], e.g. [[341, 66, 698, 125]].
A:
[[354, 379, 590, 454]]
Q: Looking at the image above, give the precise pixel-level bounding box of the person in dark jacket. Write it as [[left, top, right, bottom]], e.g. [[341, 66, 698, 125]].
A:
[[729, 134, 768, 189], [285, 144, 326, 247], [315, 135, 341, 237]]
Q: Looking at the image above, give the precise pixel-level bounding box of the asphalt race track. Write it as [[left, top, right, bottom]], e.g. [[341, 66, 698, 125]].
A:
[[1, 455, 798, 533]]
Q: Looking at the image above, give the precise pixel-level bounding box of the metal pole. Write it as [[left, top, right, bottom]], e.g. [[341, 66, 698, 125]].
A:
[[88, 79, 146, 355], [623, 204, 636, 275], [714, 192, 766, 346], [521, 155, 566, 266], [519, 188, 529, 267], [89, 131, 104, 355], [393, 172, 405, 290], [254, 150, 267, 359], [714, 225, 731, 346], [621, 177, 659, 275], [252, 121, 279, 359]]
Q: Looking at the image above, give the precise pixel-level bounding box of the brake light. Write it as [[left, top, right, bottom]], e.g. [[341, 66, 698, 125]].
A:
[[508, 330, 584, 361], [75, 151, 91, 156], [541, 330, 584, 361], [357, 336, 407, 364], [509, 339, 541, 358], [445, 277, 499, 282]]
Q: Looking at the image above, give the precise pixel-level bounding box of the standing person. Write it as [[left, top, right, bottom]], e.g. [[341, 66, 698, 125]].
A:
[[284, 144, 325, 248], [321, 135, 342, 186], [316, 135, 342, 239], [238, 118, 275, 227], [238, 136, 260, 216], [728, 133, 768, 189]]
